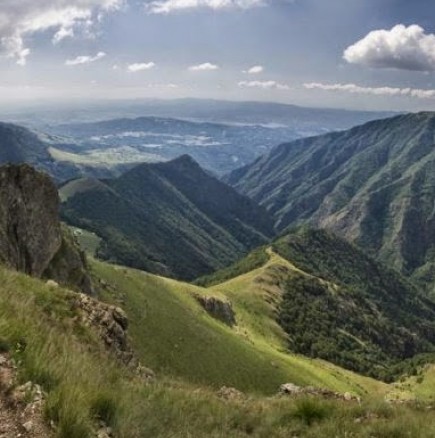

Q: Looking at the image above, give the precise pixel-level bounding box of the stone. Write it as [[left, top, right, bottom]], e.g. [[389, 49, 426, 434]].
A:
[[22, 421, 33, 432], [194, 294, 236, 326], [0, 164, 93, 294], [280, 383, 302, 395], [0, 164, 62, 277], [46, 280, 59, 288], [112, 307, 128, 330], [279, 383, 360, 402], [217, 386, 244, 401]]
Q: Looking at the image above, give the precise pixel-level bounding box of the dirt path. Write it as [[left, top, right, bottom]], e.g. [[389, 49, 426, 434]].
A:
[[0, 354, 52, 438]]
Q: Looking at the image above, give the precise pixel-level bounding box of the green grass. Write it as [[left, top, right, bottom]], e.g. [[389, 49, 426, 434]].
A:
[[68, 226, 102, 257], [1, 262, 435, 437], [92, 258, 385, 396]]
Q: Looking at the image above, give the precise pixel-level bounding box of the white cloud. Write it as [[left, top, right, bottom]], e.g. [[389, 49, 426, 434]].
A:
[[0, 0, 122, 65], [146, 0, 265, 14], [344, 24, 435, 72], [188, 62, 219, 71], [238, 80, 290, 90], [127, 62, 156, 72], [244, 65, 264, 74], [304, 82, 435, 99], [65, 51, 106, 66]]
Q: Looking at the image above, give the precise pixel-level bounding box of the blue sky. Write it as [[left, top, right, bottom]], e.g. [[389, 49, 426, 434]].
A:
[[2, 0, 435, 110]]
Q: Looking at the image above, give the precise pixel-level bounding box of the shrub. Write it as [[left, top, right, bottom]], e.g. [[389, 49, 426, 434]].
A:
[[292, 398, 331, 425]]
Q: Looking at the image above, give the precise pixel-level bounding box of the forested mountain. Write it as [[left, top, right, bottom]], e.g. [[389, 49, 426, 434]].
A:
[[198, 228, 435, 380], [227, 112, 435, 294], [0, 121, 121, 182], [60, 155, 275, 280]]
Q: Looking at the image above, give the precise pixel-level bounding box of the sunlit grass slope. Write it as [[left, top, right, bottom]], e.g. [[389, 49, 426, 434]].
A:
[[92, 258, 385, 396], [2, 262, 435, 437]]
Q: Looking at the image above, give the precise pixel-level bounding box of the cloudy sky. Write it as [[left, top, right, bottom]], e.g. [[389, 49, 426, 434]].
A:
[[2, 0, 435, 110]]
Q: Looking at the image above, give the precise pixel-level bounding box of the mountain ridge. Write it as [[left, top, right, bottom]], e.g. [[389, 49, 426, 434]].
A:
[[227, 111, 435, 294], [60, 155, 275, 280]]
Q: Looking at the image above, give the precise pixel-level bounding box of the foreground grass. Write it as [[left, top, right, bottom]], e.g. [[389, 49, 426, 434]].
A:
[[1, 264, 435, 437]]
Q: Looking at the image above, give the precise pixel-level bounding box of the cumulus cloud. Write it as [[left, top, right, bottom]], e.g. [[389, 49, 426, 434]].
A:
[[146, 0, 265, 14], [304, 82, 435, 99], [65, 51, 106, 66], [188, 62, 219, 71], [238, 80, 290, 90], [0, 0, 122, 65], [244, 65, 264, 74], [127, 62, 156, 72], [344, 24, 435, 71]]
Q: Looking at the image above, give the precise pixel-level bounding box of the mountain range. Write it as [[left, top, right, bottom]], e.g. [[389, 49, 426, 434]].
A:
[[227, 112, 435, 295], [3, 106, 435, 436], [60, 155, 274, 280]]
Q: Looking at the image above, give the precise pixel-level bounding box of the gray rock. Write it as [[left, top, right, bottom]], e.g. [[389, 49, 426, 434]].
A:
[[0, 164, 61, 277], [194, 294, 236, 326], [0, 164, 93, 294]]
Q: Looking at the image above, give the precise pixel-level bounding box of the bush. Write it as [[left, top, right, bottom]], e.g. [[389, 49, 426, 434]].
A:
[[292, 398, 331, 425]]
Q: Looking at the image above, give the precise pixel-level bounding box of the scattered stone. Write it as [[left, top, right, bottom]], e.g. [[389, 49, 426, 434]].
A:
[[22, 420, 33, 432], [0, 353, 52, 436], [194, 294, 236, 326], [97, 424, 113, 438], [279, 383, 360, 402], [45, 280, 59, 288], [217, 386, 244, 401], [280, 383, 303, 395], [136, 365, 156, 382]]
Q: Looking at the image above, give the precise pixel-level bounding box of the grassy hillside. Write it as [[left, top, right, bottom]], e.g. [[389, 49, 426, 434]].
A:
[[272, 229, 435, 380], [60, 155, 274, 281], [226, 112, 435, 294], [197, 228, 435, 382], [4, 256, 435, 436], [93, 259, 383, 396]]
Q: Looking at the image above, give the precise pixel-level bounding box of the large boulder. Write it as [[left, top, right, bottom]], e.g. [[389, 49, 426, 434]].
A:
[[194, 294, 236, 326], [0, 164, 92, 294]]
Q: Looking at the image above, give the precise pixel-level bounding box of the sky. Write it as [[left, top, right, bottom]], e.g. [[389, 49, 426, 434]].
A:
[[2, 0, 435, 111]]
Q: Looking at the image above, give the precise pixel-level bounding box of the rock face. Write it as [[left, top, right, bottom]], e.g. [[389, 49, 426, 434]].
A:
[[72, 293, 155, 381], [194, 294, 236, 326], [0, 164, 92, 294], [73, 293, 132, 363]]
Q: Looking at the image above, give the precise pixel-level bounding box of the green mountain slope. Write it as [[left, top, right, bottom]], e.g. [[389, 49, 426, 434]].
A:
[[93, 258, 385, 396], [199, 228, 435, 381], [227, 112, 435, 294], [3, 261, 434, 438], [60, 155, 275, 280]]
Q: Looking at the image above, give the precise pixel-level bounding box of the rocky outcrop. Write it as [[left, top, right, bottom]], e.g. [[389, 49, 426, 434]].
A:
[[194, 294, 236, 326], [73, 293, 132, 363], [72, 293, 155, 381], [0, 164, 92, 294], [43, 225, 93, 295]]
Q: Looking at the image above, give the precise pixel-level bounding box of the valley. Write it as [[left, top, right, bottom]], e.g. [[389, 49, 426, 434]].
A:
[[1, 108, 435, 437]]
